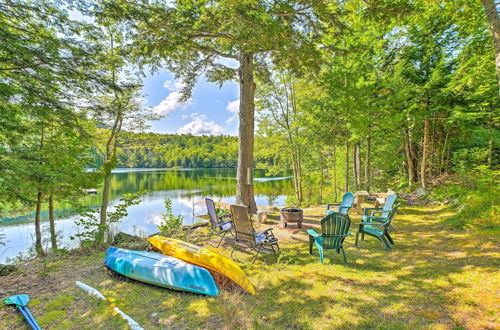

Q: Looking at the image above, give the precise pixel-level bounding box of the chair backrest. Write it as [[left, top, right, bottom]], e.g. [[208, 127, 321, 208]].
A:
[[381, 193, 397, 217], [230, 204, 256, 247], [384, 203, 400, 229], [339, 192, 355, 215], [205, 198, 219, 228], [320, 212, 351, 249]]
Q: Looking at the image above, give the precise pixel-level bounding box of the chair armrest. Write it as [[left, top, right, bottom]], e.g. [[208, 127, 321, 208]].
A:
[[359, 222, 386, 226], [257, 227, 274, 236], [326, 203, 340, 210], [364, 215, 386, 221], [363, 207, 383, 215], [307, 229, 320, 237]]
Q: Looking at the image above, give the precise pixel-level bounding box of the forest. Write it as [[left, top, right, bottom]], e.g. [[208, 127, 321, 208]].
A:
[[1, 1, 499, 329], [114, 132, 239, 168], [1, 0, 499, 254]]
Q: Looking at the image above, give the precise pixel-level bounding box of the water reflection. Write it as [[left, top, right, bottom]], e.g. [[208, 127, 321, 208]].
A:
[[0, 168, 292, 263]]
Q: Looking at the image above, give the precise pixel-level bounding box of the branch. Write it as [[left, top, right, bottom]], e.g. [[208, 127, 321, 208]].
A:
[[193, 45, 238, 59], [188, 32, 234, 40], [271, 3, 315, 17]]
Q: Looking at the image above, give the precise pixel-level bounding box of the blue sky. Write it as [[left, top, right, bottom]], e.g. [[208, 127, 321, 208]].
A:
[[142, 70, 240, 136]]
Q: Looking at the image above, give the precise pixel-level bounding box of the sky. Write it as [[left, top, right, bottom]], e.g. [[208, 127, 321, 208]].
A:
[[66, 10, 240, 137], [141, 70, 240, 136]]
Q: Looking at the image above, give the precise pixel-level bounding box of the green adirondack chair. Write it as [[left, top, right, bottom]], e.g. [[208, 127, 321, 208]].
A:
[[307, 212, 351, 264], [362, 193, 397, 231], [326, 192, 355, 215], [355, 203, 400, 251]]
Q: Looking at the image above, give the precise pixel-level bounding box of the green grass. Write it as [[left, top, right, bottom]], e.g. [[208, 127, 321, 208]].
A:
[[0, 205, 498, 329]]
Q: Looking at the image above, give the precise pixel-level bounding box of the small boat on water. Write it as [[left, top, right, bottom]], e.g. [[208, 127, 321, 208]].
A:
[[104, 247, 219, 296], [148, 235, 256, 295]]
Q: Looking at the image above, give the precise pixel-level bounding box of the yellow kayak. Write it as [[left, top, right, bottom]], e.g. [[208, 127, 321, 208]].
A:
[[147, 235, 256, 295]]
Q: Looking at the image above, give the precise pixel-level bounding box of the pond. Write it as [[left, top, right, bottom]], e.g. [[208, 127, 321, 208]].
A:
[[0, 168, 293, 264]]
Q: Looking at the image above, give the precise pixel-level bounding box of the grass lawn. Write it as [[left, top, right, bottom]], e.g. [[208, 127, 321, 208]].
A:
[[0, 205, 498, 329]]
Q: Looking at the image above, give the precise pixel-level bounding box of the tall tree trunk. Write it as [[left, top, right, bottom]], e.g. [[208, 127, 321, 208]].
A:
[[421, 118, 430, 188], [34, 191, 44, 257], [34, 126, 45, 257], [353, 142, 361, 189], [49, 194, 57, 252], [236, 53, 257, 214], [345, 142, 349, 192], [404, 128, 416, 185], [99, 114, 122, 244], [364, 133, 371, 191], [481, 0, 500, 96], [296, 144, 303, 204]]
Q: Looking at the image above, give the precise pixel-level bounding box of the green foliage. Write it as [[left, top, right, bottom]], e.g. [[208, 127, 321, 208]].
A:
[[72, 190, 146, 244], [433, 167, 499, 229], [115, 132, 239, 168], [158, 198, 184, 232]]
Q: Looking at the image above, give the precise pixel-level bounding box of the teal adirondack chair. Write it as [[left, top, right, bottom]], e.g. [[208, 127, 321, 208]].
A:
[[355, 203, 400, 251], [326, 192, 355, 215], [362, 193, 397, 231], [307, 212, 351, 264]]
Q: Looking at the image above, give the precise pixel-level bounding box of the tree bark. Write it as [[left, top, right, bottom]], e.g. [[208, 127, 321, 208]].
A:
[[34, 191, 44, 257], [404, 128, 416, 185], [236, 53, 257, 213], [364, 133, 371, 191], [332, 138, 338, 201], [421, 118, 430, 188], [49, 194, 57, 252], [34, 126, 45, 257], [481, 0, 500, 96], [99, 113, 122, 243], [353, 142, 361, 189]]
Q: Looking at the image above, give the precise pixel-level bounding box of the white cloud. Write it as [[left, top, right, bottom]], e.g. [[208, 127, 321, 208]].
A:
[[226, 99, 239, 113], [178, 115, 224, 136], [225, 99, 239, 124], [153, 80, 190, 116]]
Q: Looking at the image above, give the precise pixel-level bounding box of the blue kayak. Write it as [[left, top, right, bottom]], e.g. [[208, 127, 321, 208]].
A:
[[104, 247, 219, 296]]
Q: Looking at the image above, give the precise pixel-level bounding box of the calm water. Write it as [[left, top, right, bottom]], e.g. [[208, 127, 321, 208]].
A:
[[0, 168, 292, 263]]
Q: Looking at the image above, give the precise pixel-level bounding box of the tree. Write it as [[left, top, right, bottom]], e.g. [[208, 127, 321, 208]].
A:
[[86, 20, 157, 244], [0, 0, 103, 256], [256, 69, 303, 205], [99, 0, 329, 213], [481, 0, 500, 96]]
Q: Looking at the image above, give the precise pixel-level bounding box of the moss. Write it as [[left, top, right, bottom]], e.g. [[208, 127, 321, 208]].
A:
[[46, 295, 76, 310], [37, 310, 68, 326]]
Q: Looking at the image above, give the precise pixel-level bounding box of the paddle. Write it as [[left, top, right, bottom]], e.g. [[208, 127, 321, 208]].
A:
[[4, 294, 41, 330]]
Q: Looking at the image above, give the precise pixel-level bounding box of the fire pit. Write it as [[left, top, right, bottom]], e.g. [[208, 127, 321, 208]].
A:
[[280, 208, 303, 228]]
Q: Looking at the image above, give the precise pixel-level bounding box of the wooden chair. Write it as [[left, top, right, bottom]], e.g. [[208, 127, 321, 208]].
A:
[[205, 198, 234, 247], [326, 192, 355, 215], [355, 203, 400, 251], [229, 204, 279, 264], [307, 212, 351, 264]]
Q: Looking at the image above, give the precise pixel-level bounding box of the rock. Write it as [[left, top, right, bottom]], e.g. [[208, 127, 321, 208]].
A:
[[0, 264, 18, 276], [415, 187, 427, 197], [113, 232, 143, 244]]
